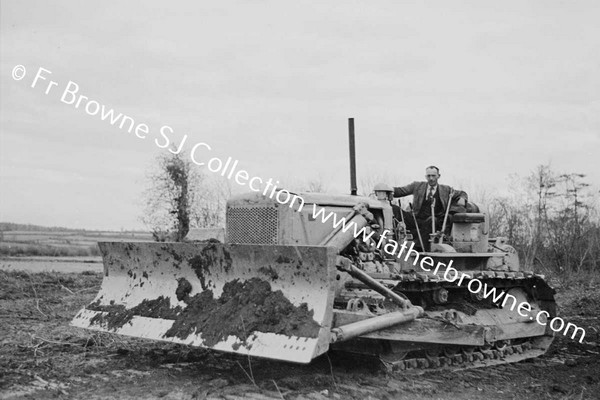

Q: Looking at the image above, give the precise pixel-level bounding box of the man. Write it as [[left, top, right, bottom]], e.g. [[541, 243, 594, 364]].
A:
[[393, 166, 468, 251]]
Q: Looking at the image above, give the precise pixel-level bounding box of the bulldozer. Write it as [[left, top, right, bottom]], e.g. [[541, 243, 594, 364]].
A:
[[72, 120, 557, 370]]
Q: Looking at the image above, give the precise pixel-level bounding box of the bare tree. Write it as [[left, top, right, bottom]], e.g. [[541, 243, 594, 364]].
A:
[[304, 178, 328, 193], [487, 165, 599, 278], [545, 173, 595, 273], [524, 164, 557, 267], [189, 176, 231, 229]]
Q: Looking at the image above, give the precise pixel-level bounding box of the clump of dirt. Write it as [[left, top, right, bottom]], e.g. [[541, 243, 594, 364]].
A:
[[275, 255, 293, 264], [85, 277, 320, 348], [188, 244, 233, 290], [87, 304, 135, 330], [175, 278, 192, 301], [88, 296, 181, 330], [163, 244, 184, 263], [164, 277, 321, 347], [222, 248, 233, 271], [189, 255, 212, 290], [163, 291, 218, 339]]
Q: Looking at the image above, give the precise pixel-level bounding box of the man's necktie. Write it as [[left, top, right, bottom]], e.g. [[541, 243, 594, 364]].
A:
[[428, 187, 434, 201]]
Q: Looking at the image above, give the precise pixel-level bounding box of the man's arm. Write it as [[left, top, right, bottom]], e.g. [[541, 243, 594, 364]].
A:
[[393, 182, 418, 198]]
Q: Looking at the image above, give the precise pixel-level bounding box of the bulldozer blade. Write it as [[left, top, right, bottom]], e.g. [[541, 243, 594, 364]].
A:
[[72, 242, 338, 363]]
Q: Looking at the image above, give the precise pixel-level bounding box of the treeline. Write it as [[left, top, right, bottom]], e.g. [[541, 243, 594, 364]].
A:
[[486, 165, 599, 277], [0, 223, 74, 232], [0, 223, 150, 234], [142, 152, 599, 280]]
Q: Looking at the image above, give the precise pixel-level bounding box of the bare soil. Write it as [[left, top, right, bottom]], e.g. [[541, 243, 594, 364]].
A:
[[0, 270, 599, 400]]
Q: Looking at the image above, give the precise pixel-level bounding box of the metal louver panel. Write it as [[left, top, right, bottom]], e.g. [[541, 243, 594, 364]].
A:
[[227, 207, 278, 244]]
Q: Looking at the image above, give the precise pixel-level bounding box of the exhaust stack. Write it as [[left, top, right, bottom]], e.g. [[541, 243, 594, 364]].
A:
[[348, 118, 357, 195]]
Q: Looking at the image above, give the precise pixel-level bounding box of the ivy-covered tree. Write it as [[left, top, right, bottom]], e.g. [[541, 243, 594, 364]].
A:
[[141, 150, 230, 241], [142, 151, 194, 241]]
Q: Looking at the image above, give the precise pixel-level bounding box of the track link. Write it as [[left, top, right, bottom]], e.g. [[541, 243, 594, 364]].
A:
[[380, 336, 553, 373]]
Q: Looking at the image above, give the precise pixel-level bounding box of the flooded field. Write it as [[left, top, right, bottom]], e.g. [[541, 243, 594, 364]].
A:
[[0, 256, 103, 273]]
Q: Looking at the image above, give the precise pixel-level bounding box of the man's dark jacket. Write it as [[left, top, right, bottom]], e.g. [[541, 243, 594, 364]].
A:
[[393, 182, 467, 216]]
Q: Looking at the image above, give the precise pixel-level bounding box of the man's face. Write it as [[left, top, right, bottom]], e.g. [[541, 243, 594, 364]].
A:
[[375, 191, 389, 201], [425, 168, 439, 186]]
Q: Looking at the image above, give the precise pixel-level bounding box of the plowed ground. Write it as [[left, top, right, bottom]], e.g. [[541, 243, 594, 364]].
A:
[[0, 270, 599, 400]]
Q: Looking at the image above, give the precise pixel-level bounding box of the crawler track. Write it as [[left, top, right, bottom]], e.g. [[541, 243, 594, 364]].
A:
[[380, 336, 554, 372], [336, 270, 557, 371]]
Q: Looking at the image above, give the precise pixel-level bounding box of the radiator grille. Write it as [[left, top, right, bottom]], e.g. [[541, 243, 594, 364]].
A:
[[227, 206, 278, 244]]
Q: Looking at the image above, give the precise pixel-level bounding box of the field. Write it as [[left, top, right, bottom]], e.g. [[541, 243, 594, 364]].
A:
[[0, 267, 599, 399], [0, 257, 102, 274], [1, 226, 599, 399], [0, 230, 153, 257]]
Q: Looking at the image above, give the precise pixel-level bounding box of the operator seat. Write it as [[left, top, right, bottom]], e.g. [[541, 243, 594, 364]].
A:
[[450, 203, 489, 253]]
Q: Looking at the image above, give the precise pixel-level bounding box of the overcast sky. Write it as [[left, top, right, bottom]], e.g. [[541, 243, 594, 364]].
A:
[[1, 1, 599, 230]]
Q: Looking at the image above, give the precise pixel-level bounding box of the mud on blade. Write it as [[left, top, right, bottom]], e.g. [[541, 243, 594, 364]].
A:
[[72, 242, 337, 363]]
